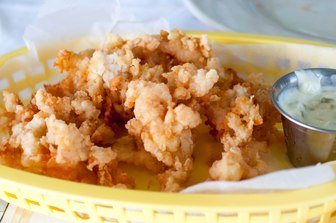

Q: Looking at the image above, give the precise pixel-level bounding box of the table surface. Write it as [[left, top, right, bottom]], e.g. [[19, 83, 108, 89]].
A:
[[0, 0, 213, 222]]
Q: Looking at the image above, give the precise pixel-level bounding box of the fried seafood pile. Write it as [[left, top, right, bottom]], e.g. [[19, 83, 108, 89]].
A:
[[0, 30, 280, 192]]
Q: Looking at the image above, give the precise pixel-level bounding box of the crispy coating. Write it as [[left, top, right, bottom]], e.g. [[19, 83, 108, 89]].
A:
[[1, 89, 134, 188], [125, 80, 202, 191], [163, 63, 219, 100], [205, 83, 266, 180], [3, 91, 35, 122], [46, 49, 94, 96], [45, 115, 91, 166], [244, 73, 282, 142], [0, 30, 282, 191], [159, 30, 212, 67]]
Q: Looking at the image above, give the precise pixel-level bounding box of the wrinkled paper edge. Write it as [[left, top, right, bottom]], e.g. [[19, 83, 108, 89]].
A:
[[182, 161, 336, 194], [22, 0, 169, 60]]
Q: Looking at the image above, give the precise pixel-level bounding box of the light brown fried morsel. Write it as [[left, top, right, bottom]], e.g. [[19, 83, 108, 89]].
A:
[[125, 80, 202, 191], [206, 84, 266, 180], [0, 29, 282, 192]]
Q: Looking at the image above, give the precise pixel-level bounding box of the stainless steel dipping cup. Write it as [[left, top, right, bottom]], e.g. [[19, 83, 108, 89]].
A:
[[271, 68, 336, 167]]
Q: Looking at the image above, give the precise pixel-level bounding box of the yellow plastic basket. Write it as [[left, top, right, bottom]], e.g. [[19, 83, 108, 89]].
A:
[[0, 32, 336, 223]]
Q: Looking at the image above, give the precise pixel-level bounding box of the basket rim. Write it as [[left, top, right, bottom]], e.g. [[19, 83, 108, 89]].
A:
[[0, 32, 335, 210], [1, 164, 336, 209]]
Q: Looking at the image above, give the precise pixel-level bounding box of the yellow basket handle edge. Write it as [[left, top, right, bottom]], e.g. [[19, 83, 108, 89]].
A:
[[186, 30, 336, 47], [0, 153, 335, 210], [0, 48, 28, 67]]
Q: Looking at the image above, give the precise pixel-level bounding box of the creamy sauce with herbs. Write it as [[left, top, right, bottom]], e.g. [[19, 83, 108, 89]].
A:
[[279, 70, 336, 131]]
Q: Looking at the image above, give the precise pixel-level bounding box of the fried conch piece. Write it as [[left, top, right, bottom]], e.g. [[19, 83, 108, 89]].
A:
[[159, 30, 212, 67], [125, 80, 202, 191], [162, 63, 219, 100], [206, 84, 267, 181], [1, 89, 134, 188], [243, 73, 282, 142]]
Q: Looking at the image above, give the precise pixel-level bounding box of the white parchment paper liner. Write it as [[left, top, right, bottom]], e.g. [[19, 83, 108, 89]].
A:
[[15, 0, 336, 194], [182, 161, 336, 193], [22, 0, 169, 60]]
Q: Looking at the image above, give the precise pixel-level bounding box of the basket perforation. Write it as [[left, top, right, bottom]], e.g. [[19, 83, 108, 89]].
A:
[[238, 211, 250, 223], [18, 88, 32, 101], [217, 211, 238, 223], [73, 211, 90, 221], [69, 200, 86, 211], [20, 191, 49, 214], [46, 58, 55, 70], [178, 211, 205, 223], [34, 81, 46, 91], [71, 200, 100, 222], [280, 208, 299, 222], [96, 204, 115, 218], [186, 215, 207, 223], [8, 188, 28, 209], [269, 210, 281, 223], [296, 206, 309, 223], [205, 211, 218, 223], [173, 210, 186, 223], [143, 208, 155, 223], [113, 206, 128, 223], [0, 78, 9, 91], [48, 204, 65, 214], [12, 70, 26, 82], [320, 201, 336, 222], [155, 211, 174, 223], [125, 207, 146, 222], [25, 198, 41, 209], [3, 191, 17, 200], [14, 187, 52, 215], [305, 204, 324, 223], [331, 208, 336, 220], [102, 216, 118, 223], [43, 194, 67, 214], [250, 211, 269, 223], [186, 210, 205, 216], [42, 195, 77, 222]]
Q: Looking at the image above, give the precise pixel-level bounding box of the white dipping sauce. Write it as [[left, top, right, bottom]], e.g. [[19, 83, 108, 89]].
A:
[[279, 70, 336, 131]]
